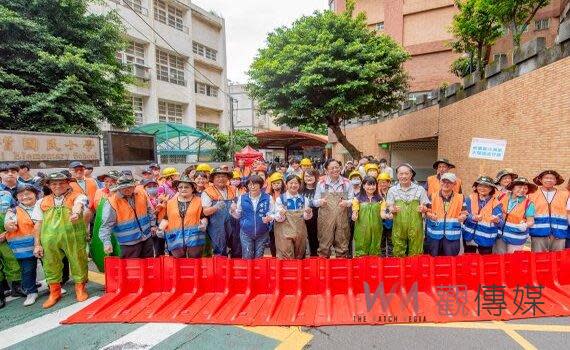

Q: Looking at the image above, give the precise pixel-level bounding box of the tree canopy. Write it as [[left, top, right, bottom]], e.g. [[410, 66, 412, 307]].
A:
[[247, 2, 409, 159], [0, 0, 133, 133], [449, 0, 503, 78]]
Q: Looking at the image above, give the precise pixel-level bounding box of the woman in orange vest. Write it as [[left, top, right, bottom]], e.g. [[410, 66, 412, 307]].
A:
[[4, 184, 41, 306], [426, 159, 462, 197], [158, 176, 207, 258], [494, 177, 536, 254], [461, 176, 503, 255], [425, 173, 467, 256], [494, 169, 518, 195], [528, 170, 569, 252]]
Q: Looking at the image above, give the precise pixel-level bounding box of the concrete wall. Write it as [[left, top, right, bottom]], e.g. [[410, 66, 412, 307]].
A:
[[438, 57, 570, 184]]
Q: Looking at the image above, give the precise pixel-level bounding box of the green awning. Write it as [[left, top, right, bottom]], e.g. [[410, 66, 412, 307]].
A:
[[131, 122, 214, 143], [130, 122, 215, 157]]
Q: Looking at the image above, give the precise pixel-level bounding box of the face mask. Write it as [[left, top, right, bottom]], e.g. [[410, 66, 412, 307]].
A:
[[146, 188, 158, 197], [351, 179, 361, 186]]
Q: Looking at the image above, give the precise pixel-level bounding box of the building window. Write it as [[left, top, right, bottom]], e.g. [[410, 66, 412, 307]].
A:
[[131, 96, 144, 125], [154, 0, 186, 32], [192, 42, 217, 61], [110, 0, 148, 15], [194, 82, 218, 97], [158, 100, 184, 124], [375, 22, 384, 31], [196, 121, 218, 130], [156, 49, 186, 85], [535, 18, 550, 31], [118, 41, 150, 80]]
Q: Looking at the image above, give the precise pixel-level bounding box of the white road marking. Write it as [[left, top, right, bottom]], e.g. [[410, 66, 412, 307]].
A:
[[0, 296, 99, 349], [100, 323, 187, 350]]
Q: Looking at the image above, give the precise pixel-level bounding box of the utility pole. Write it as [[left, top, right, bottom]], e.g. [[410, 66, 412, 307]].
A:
[[229, 95, 235, 161]]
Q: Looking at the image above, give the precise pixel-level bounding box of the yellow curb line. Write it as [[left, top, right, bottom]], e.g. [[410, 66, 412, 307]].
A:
[[493, 321, 537, 350], [88, 270, 105, 285]]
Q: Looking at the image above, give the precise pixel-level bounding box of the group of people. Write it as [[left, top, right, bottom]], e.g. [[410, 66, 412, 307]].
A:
[[0, 156, 568, 310]]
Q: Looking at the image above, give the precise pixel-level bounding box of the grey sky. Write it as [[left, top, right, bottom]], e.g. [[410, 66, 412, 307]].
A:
[[192, 0, 327, 84]]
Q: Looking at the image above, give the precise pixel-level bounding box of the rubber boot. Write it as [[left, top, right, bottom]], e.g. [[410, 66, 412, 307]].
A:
[[75, 282, 89, 302], [43, 283, 62, 309]]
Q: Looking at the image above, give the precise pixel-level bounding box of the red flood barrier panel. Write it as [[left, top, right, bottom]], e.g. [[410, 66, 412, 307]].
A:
[[63, 250, 570, 326]]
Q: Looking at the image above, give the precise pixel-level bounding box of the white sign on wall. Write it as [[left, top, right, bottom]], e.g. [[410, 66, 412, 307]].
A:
[[469, 138, 507, 161]]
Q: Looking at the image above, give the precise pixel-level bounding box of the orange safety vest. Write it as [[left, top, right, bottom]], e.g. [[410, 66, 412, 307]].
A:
[[204, 185, 237, 201], [70, 178, 98, 209], [426, 192, 464, 240], [5, 206, 36, 259], [427, 175, 462, 197], [40, 191, 79, 212], [165, 195, 202, 230], [498, 193, 529, 225], [107, 188, 152, 244], [528, 189, 569, 238]]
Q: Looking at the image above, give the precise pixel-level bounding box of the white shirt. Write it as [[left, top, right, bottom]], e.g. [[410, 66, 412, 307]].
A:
[[274, 192, 312, 222], [31, 193, 88, 221], [541, 189, 556, 203], [231, 192, 275, 219]]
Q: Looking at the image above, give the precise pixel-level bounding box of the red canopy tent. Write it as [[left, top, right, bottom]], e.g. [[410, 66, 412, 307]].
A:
[[234, 145, 264, 167]]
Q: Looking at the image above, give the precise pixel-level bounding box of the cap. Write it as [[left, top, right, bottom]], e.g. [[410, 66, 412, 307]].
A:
[[440, 172, 457, 183], [140, 179, 158, 187], [69, 161, 84, 169]]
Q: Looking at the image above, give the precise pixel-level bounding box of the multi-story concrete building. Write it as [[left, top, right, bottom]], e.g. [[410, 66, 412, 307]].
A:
[[92, 0, 229, 133], [329, 0, 567, 93], [228, 83, 280, 132]]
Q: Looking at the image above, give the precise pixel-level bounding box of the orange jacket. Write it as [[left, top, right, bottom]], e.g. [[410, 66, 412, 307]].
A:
[[70, 178, 98, 209], [427, 175, 462, 197]]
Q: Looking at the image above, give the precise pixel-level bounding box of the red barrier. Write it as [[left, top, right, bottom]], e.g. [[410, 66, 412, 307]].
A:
[[63, 250, 570, 326]]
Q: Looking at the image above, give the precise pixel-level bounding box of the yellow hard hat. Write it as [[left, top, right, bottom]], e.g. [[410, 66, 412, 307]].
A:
[[160, 167, 180, 178], [300, 158, 312, 166], [377, 172, 392, 182], [232, 170, 241, 179], [364, 163, 379, 173], [196, 163, 212, 173], [348, 170, 362, 179], [268, 172, 284, 183]]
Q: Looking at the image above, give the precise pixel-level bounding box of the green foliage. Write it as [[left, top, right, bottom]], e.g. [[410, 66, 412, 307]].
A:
[[449, 56, 474, 78], [298, 123, 328, 135], [247, 3, 409, 159], [0, 0, 133, 133], [449, 0, 503, 78], [489, 0, 550, 48], [208, 129, 259, 162]]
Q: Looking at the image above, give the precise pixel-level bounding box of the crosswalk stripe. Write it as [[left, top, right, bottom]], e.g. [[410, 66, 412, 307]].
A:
[[100, 323, 188, 350], [0, 296, 99, 349]]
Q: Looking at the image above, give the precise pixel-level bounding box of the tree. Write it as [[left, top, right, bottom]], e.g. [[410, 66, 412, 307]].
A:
[[449, 0, 503, 79], [247, 2, 409, 159], [208, 129, 259, 162], [490, 0, 550, 48], [0, 0, 133, 133]]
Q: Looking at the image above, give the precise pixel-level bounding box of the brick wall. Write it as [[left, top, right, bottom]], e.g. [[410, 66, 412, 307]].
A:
[[438, 56, 570, 185], [334, 57, 570, 185]]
